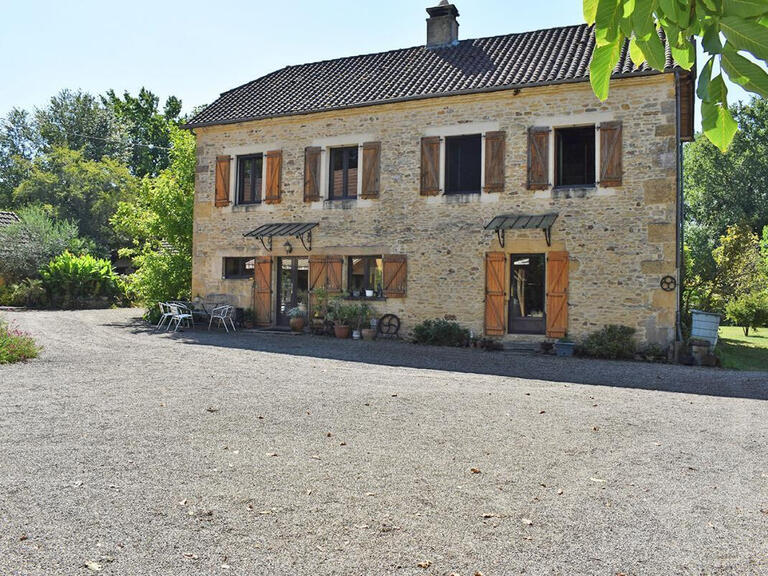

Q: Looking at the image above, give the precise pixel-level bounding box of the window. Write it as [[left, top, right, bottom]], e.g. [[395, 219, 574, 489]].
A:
[[555, 126, 595, 187], [348, 256, 383, 296], [329, 146, 358, 199], [223, 257, 255, 279], [445, 134, 481, 194], [237, 154, 263, 204]]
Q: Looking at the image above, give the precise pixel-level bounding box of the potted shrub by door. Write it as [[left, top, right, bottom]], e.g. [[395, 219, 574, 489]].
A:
[[358, 304, 376, 341], [554, 337, 576, 357], [328, 299, 352, 339], [287, 307, 307, 333]]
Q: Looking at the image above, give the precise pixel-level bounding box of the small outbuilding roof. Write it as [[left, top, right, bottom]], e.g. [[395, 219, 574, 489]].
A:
[[0, 211, 20, 228]]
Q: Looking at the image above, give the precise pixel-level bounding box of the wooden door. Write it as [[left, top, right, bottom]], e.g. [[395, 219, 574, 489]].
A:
[[485, 252, 506, 336], [253, 256, 272, 326]]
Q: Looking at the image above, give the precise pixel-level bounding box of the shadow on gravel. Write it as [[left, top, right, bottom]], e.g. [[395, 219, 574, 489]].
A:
[[114, 317, 768, 401]]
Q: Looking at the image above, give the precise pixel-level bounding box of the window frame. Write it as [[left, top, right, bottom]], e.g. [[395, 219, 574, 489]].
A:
[[223, 257, 256, 280], [553, 125, 597, 189], [236, 153, 264, 205], [347, 255, 384, 296], [328, 146, 359, 200], [443, 133, 483, 195]]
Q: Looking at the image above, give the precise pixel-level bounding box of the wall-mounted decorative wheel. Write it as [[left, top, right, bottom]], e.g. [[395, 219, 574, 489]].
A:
[[377, 314, 401, 338], [660, 275, 677, 292]]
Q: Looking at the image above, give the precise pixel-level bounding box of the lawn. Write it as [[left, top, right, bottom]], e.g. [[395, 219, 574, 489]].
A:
[[717, 325, 768, 371]]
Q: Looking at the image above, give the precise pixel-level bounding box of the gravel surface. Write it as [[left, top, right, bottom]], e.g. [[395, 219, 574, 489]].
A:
[[1, 308, 767, 576]]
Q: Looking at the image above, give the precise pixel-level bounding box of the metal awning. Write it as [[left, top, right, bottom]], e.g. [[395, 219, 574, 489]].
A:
[[484, 213, 558, 247], [243, 222, 318, 252]]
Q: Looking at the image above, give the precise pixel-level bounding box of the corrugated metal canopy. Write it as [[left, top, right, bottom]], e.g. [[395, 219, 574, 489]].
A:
[[484, 213, 558, 231], [243, 222, 318, 238]]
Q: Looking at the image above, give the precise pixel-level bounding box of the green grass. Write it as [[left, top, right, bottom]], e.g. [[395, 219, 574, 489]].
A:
[[717, 326, 768, 371]]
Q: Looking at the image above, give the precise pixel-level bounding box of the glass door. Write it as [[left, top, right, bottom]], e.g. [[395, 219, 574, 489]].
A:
[[276, 257, 309, 326], [509, 254, 546, 334]]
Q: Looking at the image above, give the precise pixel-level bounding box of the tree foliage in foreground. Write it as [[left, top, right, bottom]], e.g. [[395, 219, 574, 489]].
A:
[[585, 0, 768, 151]]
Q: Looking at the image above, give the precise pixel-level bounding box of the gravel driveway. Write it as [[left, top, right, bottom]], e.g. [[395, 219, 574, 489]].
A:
[[1, 308, 766, 575]]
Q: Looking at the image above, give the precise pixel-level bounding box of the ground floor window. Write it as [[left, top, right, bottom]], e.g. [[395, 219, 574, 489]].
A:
[[348, 256, 383, 297], [223, 257, 255, 279], [509, 254, 546, 334]]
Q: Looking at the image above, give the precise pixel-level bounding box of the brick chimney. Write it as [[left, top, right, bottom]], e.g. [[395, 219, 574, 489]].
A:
[[426, 1, 459, 48]]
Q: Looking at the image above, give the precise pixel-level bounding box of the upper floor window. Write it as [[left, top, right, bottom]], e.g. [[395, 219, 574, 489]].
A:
[[348, 256, 383, 295], [555, 126, 595, 187], [223, 257, 255, 279], [237, 154, 263, 205], [329, 146, 358, 200], [445, 134, 481, 194]]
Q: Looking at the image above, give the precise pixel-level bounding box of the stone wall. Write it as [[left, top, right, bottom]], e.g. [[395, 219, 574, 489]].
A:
[[191, 73, 679, 344]]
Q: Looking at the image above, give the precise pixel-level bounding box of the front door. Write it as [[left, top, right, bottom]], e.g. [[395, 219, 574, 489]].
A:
[[276, 257, 309, 326], [509, 254, 546, 334]]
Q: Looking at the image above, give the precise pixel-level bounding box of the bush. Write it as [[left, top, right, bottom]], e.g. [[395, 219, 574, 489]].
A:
[[40, 251, 125, 309], [725, 291, 768, 336], [412, 318, 470, 347], [0, 318, 40, 364], [578, 324, 637, 359]]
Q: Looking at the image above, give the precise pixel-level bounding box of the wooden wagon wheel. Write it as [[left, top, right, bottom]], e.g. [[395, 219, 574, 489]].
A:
[[377, 314, 401, 337], [660, 275, 677, 292]]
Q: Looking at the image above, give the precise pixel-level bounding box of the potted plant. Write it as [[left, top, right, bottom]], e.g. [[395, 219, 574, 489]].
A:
[[358, 303, 376, 341], [287, 307, 307, 333], [554, 337, 576, 357], [243, 308, 256, 329], [365, 289, 374, 298], [328, 299, 352, 339], [311, 287, 329, 334]]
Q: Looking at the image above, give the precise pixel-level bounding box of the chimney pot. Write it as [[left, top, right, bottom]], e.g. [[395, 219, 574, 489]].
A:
[[426, 2, 459, 48]]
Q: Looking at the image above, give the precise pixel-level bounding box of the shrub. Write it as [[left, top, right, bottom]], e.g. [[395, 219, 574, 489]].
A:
[[0, 318, 40, 364], [412, 318, 470, 347], [578, 324, 637, 359], [725, 291, 768, 336], [40, 251, 125, 309]]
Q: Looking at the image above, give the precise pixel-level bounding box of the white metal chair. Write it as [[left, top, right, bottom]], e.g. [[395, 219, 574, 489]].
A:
[[208, 304, 236, 333], [168, 303, 194, 332], [154, 302, 174, 332]]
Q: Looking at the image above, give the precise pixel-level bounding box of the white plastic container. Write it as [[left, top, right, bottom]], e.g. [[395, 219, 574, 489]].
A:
[[690, 310, 721, 348]]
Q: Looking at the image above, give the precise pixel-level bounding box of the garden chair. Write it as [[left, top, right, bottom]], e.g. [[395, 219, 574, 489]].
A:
[[167, 303, 194, 332], [209, 304, 237, 333], [154, 302, 174, 332]]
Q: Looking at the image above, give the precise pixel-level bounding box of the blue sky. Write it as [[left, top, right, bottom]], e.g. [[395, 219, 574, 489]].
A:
[[0, 0, 752, 127]]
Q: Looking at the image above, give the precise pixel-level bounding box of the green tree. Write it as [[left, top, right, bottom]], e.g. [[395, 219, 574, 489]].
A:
[[725, 290, 768, 336], [585, 0, 768, 151], [0, 108, 38, 208], [112, 125, 195, 311], [712, 224, 767, 307], [103, 88, 182, 177], [13, 147, 138, 250], [0, 206, 79, 283]]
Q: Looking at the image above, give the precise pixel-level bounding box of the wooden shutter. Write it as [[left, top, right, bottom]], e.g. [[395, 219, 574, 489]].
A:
[[600, 121, 623, 187], [527, 127, 550, 190], [382, 255, 407, 298], [361, 141, 381, 199], [420, 137, 441, 196], [252, 256, 272, 327], [483, 131, 506, 193], [215, 155, 231, 207], [309, 256, 343, 294], [264, 150, 282, 204], [304, 146, 321, 202], [484, 252, 506, 336], [545, 251, 569, 338]]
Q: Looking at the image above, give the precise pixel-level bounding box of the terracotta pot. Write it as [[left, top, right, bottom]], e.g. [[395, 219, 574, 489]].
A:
[[289, 317, 306, 333], [361, 328, 376, 341], [334, 325, 351, 339]]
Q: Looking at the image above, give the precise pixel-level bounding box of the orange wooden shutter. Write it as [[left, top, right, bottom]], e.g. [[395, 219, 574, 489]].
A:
[[264, 150, 282, 204], [600, 121, 623, 187], [484, 252, 506, 336], [545, 251, 569, 338], [361, 141, 381, 199], [304, 146, 321, 202], [420, 137, 441, 196], [326, 256, 344, 294], [382, 255, 407, 298], [527, 127, 550, 190], [215, 155, 231, 207], [252, 256, 272, 326], [483, 131, 506, 193]]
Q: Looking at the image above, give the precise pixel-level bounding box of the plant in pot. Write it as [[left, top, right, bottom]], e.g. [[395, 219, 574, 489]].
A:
[[328, 299, 352, 339], [554, 336, 576, 357], [358, 303, 376, 341], [310, 287, 329, 333], [287, 307, 307, 333]]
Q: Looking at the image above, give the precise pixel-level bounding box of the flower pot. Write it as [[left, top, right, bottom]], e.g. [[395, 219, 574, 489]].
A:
[[334, 325, 351, 339], [365, 289, 374, 298], [361, 328, 376, 341], [289, 317, 306, 333], [554, 341, 575, 357], [352, 330, 361, 340]]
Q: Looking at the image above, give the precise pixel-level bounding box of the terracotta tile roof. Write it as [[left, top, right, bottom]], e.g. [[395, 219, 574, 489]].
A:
[[0, 211, 20, 227], [187, 24, 674, 128]]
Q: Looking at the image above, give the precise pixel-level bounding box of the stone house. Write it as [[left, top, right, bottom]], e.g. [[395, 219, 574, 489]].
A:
[[186, 2, 694, 345]]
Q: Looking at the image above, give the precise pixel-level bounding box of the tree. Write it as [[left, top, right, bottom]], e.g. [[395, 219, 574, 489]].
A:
[[103, 88, 182, 178], [0, 108, 38, 207], [725, 290, 768, 336], [712, 224, 767, 307], [13, 147, 138, 250], [112, 125, 195, 310], [0, 206, 79, 283], [585, 0, 768, 151]]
